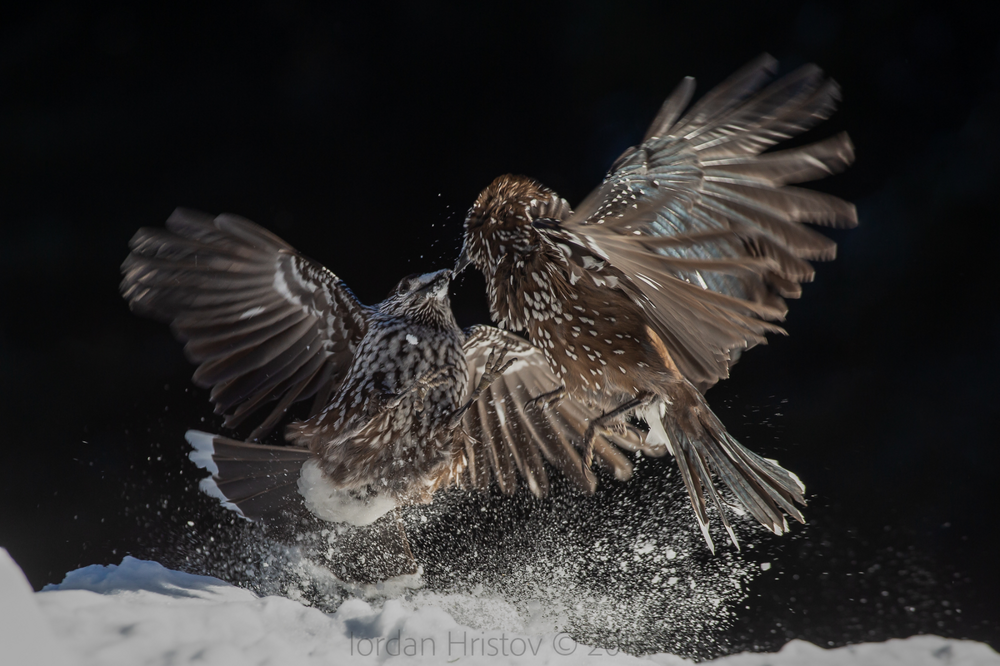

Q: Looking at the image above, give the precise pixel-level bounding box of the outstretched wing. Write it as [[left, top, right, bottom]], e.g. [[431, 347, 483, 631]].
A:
[[452, 325, 661, 497], [549, 55, 856, 390], [121, 208, 370, 439]]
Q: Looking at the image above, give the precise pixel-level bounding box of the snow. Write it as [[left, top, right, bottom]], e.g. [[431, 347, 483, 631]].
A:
[[0, 549, 77, 666], [2, 549, 997, 666]]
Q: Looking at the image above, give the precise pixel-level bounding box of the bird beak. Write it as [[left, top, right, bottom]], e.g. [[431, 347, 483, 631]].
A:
[[454, 245, 472, 274], [413, 268, 452, 295]]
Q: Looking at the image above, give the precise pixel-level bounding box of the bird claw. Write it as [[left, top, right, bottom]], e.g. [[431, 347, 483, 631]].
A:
[[527, 386, 566, 411], [415, 366, 453, 391], [576, 393, 654, 485], [579, 422, 600, 482], [477, 346, 516, 393], [375, 367, 453, 416], [446, 346, 516, 430], [367, 389, 399, 417], [580, 458, 598, 488]]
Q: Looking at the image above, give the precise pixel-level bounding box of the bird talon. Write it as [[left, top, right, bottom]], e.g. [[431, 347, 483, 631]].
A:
[[446, 346, 516, 429], [486, 346, 512, 374], [527, 386, 566, 411], [372, 388, 406, 414], [580, 455, 597, 487], [477, 346, 515, 391], [580, 423, 598, 475]]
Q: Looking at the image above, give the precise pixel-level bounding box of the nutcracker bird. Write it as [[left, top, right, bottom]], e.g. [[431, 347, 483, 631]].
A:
[[121, 209, 655, 580], [456, 55, 857, 551]]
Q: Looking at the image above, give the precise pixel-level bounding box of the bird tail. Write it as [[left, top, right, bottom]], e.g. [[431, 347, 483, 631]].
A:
[[185, 431, 419, 583], [637, 383, 806, 552], [185, 430, 311, 523]]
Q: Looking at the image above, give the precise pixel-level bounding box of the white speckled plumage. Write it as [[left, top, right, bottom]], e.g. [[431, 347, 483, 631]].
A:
[[122, 210, 653, 532], [457, 55, 857, 551], [288, 268, 469, 502]]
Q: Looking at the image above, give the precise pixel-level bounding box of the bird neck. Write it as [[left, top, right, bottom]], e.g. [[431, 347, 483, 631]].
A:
[[377, 296, 457, 332]]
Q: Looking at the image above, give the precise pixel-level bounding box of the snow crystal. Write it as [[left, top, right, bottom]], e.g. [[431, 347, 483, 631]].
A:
[[634, 539, 656, 555]]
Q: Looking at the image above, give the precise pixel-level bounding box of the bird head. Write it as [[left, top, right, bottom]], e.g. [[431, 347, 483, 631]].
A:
[[455, 174, 570, 275], [379, 269, 456, 326]]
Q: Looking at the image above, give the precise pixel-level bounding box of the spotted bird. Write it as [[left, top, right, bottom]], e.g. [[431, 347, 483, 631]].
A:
[[456, 55, 857, 551], [121, 209, 657, 580]]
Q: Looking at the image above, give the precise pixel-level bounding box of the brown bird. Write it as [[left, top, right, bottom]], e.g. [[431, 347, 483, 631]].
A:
[[121, 209, 655, 580], [456, 55, 857, 551]]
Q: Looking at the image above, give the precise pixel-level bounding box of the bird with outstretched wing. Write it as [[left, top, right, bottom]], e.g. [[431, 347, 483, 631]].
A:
[[457, 55, 856, 551], [122, 209, 656, 581]]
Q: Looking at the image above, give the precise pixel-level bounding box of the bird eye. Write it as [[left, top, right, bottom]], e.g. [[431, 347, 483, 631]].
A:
[[391, 273, 421, 297]]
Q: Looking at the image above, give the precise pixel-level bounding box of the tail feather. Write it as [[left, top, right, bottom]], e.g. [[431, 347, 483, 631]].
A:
[[185, 430, 310, 523], [713, 435, 806, 523], [185, 431, 419, 584], [643, 383, 806, 550], [689, 444, 740, 553]]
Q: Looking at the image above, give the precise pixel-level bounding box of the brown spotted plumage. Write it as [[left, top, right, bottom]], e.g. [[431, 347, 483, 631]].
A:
[[457, 55, 857, 551], [122, 209, 656, 579]]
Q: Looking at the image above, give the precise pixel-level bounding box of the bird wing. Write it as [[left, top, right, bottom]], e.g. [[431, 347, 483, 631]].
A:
[[121, 208, 370, 439], [553, 54, 856, 390], [453, 325, 661, 497]]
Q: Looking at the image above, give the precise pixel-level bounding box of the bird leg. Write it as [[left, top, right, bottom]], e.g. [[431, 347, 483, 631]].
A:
[[447, 346, 516, 429], [353, 371, 449, 442], [368, 367, 455, 417], [526, 385, 566, 411], [405, 366, 460, 413], [581, 392, 656, 478]]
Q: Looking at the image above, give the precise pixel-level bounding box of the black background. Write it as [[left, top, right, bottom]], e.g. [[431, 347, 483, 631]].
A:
[[1, 0, 998, 657]]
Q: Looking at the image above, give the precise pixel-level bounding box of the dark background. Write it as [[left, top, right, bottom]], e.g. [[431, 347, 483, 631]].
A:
[[2, 0, 998, 657]]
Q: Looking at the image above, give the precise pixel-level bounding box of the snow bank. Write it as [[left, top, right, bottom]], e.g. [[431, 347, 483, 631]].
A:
[[1, 550, 997, 666], [0, 549, 77, 666]]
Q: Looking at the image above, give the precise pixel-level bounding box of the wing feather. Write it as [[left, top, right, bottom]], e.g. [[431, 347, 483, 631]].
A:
[[122, 208, 370, 439], [551, 55, 855, 388], [456, 326, 657, 495]]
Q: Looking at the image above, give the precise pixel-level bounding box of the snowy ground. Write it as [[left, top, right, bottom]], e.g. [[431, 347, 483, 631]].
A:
[[2, 549, 997, 666]]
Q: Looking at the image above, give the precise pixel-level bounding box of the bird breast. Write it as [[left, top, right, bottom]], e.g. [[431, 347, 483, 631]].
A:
[[355, 321, 467, 433], [489, 245, 573, 332], [291, 314, 467, 495], [527, 278, 670, 412]]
